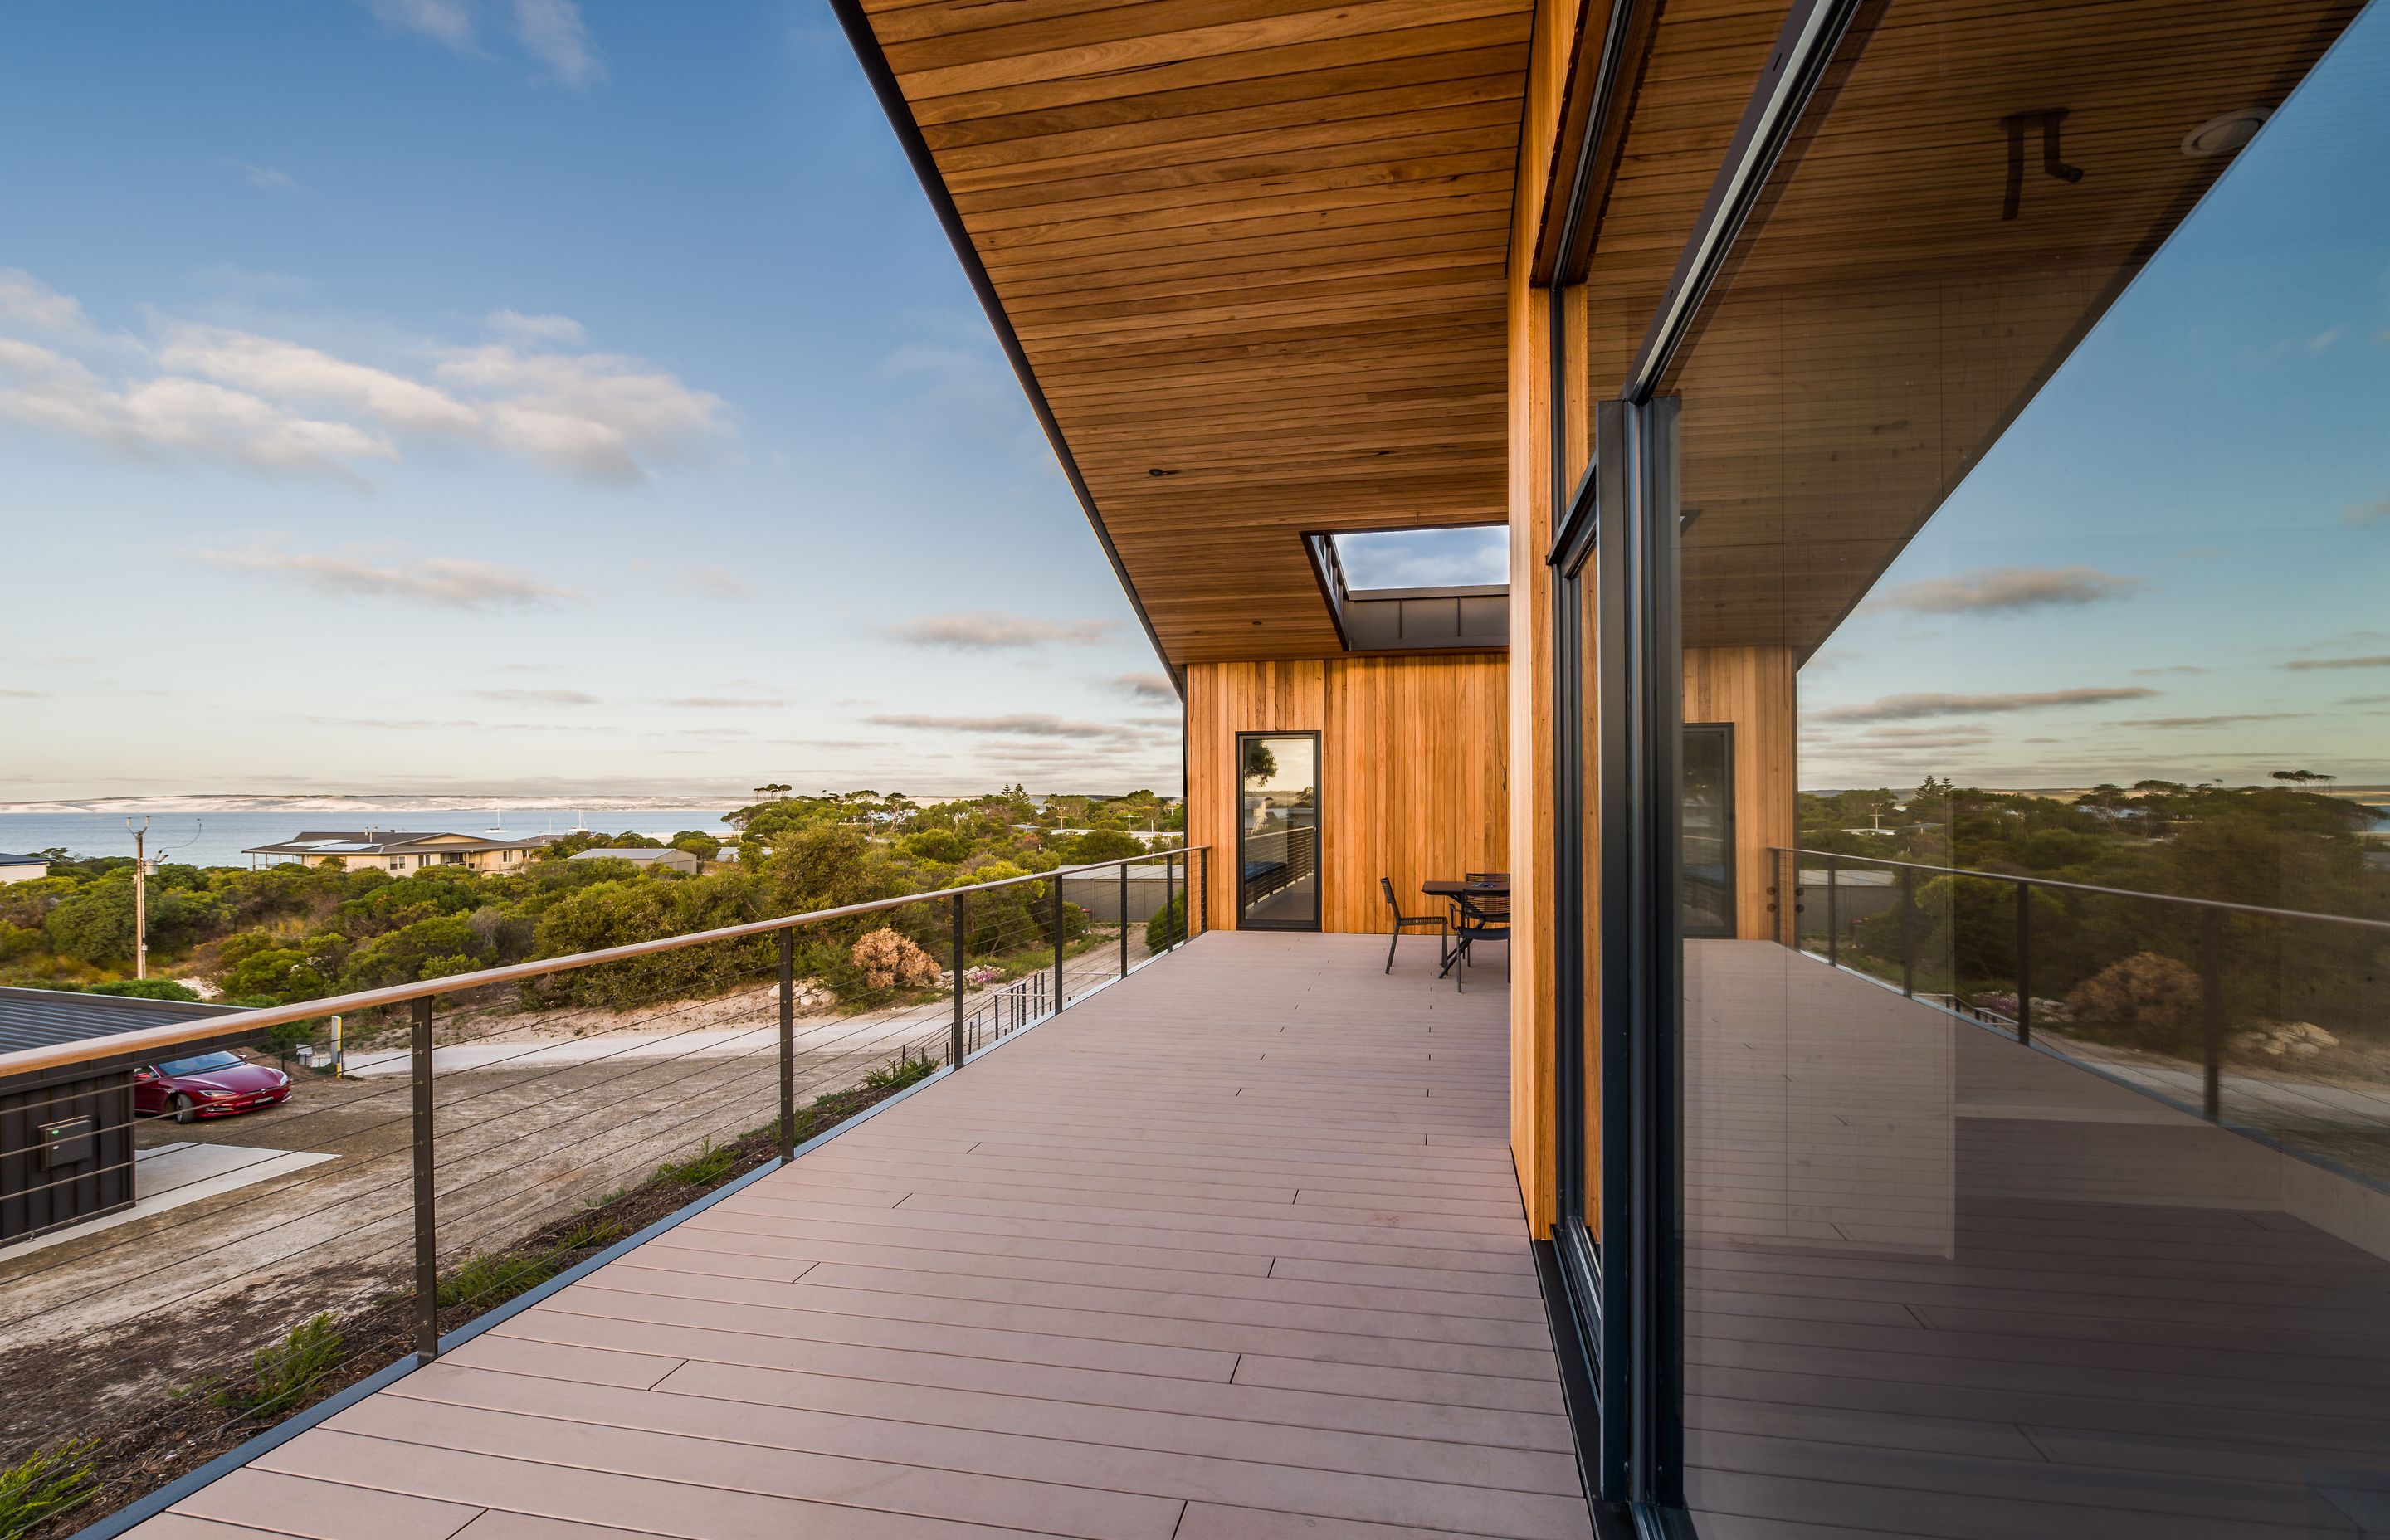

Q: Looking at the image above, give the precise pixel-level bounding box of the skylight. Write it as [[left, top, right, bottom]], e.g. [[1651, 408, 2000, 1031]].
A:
[[1329, 525, 1508, 595]]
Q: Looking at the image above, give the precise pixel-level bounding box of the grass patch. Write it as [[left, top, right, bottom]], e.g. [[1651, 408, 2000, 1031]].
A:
[[0, 1442, 96, 1540], [210, 1313, 344, 1420], [863, 1053, 937, 1092], [656, 1140, 737, 1187]]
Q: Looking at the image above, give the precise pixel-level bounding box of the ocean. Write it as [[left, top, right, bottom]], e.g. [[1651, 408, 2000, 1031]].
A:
[[0, 807, 741, 870]]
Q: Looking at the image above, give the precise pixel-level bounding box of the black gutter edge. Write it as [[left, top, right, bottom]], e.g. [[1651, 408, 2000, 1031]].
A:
[[827, 0, 1180, 697]]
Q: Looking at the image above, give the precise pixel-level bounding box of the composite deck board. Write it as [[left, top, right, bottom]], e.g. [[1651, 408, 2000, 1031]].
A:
[[131, 933, 1590, 1540]]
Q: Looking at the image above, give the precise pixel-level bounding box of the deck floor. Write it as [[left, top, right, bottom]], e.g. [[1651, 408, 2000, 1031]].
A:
[[132, 930, 1589, 1540]]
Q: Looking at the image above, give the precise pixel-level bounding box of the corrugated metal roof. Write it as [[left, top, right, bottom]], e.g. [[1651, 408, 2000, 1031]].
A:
[[0, 986, 251, 1056], [0, 852, 48, 865]]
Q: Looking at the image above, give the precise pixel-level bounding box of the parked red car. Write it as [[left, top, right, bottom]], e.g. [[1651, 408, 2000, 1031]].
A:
[[134, 1050, 292, 1123]]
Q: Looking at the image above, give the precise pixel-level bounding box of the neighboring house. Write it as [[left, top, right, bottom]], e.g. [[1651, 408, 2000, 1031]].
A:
[[241, 831, 563, 874], [566, 846, 699, 875], [0, 852, 50, 885]]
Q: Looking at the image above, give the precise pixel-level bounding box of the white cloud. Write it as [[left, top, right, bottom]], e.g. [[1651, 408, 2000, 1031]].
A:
[[365, 0, 476, 50], [1106, 672, 1178, 703], [666, 695, 788, 709], [470, 687, 598, 704], [0, 274, 730, 484], [511, 0, 605, 86], [231, 162, 298, 191], [485, 309, 588, 347], [1868, 565, 2141, 616], [1810, 687, 2159, 723], [868, 712, 1153, 743], [676, 565, 754, 600], [0, 269, 91, 335], [436, 342, 730, 484], [2283, 654, 2390, 671], [0, 341, 393, 475], [207, 548, 574, 609], [157, 322, 480, 435], [885, 611, 1116, 651]]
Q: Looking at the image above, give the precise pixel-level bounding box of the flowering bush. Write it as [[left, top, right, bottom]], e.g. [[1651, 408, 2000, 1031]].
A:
[[963, 965, 1002, 987], [851, 927, 942, 992]]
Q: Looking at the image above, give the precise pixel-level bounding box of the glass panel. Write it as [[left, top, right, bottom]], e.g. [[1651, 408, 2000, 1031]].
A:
[[1330, 526, 1507, 592], [1237, 733, 1319, 930], [1579, 572, 1602, 1237], [1681, 725, 1734, 938], [1662, 2, 2390, 1533]]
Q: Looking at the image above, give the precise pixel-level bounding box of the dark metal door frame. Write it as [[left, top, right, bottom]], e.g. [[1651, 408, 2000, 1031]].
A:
[[1234, 730, 1323, 933]]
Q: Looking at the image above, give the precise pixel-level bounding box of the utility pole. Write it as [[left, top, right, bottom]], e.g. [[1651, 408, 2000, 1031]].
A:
[[127, 816, 150, 980]]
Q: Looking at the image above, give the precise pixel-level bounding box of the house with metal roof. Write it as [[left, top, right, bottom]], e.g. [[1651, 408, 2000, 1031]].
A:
[[239, 830, 561, 875], [0, 851, 50, 885]]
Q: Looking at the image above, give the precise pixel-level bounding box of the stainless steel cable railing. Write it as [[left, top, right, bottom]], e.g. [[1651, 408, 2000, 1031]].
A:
[[0, 845, 1208, 1540]]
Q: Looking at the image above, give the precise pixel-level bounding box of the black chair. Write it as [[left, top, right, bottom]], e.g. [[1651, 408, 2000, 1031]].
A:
[[1445, 891, 1511, 992], [1379, 877, 1449, 976]]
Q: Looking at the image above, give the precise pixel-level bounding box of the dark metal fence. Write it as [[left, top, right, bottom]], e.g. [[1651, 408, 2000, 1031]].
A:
[[1769, 846, 2390, 1185], [0, 846, 1208, 1540]]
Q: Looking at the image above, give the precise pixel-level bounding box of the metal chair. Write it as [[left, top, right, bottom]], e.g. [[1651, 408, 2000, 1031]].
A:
[[1379, 877, 1449, 976], [1444, 890, 1511, 992]]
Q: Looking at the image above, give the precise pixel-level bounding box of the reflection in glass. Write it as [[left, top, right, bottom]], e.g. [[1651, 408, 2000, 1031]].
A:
[[1236, 733, 1319, 930], [1663, 1, 2390, 1533], [1681, 724, 1734, 938]]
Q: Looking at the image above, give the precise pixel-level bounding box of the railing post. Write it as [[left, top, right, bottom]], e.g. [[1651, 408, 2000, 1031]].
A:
[[411, 995, 437, 1362], [1826, 855, 1839, 967], [2014, 882, 2033, 1046], [1119, 860, 1130, 977], [2202, 907, 2224, 1120], [778, 929, 796, 1162], [1164, 854, 1176, 948], [1899, 864, 1915, 997], [1198, 848, 1209, 937], [1051, 878, 1066, 1016], [950, 893, 967, 1070]]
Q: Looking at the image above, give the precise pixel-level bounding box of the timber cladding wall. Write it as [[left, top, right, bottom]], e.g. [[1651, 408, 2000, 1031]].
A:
[[1186, 656, 1510, 936]]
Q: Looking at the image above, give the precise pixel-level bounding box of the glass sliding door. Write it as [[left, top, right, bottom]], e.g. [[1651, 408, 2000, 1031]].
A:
[[1236, 732, 1320, 931], [1654, 2, 2390, 1533]]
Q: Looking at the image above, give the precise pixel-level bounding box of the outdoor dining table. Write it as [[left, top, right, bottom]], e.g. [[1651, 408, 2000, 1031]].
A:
[[1422, 878, 1510, 977]]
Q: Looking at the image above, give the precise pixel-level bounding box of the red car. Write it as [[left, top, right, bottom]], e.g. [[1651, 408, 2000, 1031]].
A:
[[134, 1050, 293, 1123]]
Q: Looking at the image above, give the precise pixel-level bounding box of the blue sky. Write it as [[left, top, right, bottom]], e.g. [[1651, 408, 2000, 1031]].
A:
[[1798, 3, 2390, 792], [0, 2, 1178, 802]]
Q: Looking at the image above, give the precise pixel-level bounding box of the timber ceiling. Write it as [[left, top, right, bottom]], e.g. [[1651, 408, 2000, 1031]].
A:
[[849, 0, 1538, 665]]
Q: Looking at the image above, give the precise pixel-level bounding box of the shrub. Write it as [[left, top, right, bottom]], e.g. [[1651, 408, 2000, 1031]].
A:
[[213, 1313, 344, 1418], [656, 1141, 736, 1187], [851, 927, 941, 992], [0, 1441, 96, 1540], [863, 1054, 937, 1091], [2066, 951, 2202, 1031], [1146, 895, 1186, 954], [84, 978, 203, 1002]]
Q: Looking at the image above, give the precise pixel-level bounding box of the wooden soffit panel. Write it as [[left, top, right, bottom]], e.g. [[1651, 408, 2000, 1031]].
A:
[[1661, 0, 2363, 657], [846, 0, 1538, 665]]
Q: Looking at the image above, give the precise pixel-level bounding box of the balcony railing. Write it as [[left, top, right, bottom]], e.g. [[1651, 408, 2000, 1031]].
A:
[[0, 846, 1208, 1540], [1769, 846, 2390, 1188]]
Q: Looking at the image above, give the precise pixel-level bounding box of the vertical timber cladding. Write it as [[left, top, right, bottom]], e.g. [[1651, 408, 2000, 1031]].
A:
[[1683, 646, 1797, 941], [1186, 657, 1509, 936]]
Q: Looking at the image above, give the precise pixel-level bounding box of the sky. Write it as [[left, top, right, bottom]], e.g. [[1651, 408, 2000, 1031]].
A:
[[0, 1, 1180, 803], [1797, 3, 2390, 792]]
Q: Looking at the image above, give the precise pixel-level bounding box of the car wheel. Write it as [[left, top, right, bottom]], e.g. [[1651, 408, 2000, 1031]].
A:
[[172, 1093, 197, 1124]]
